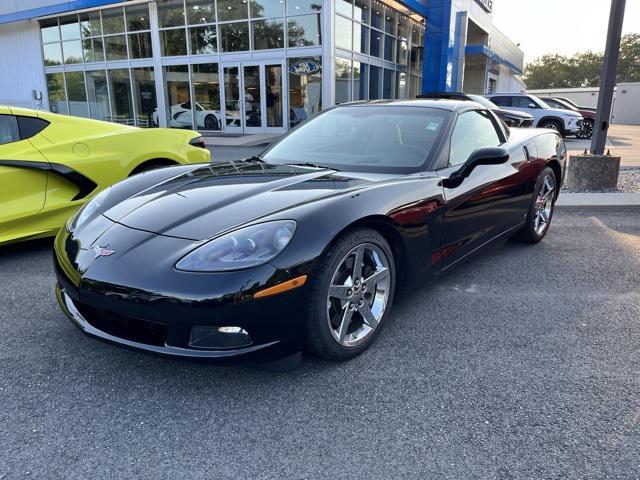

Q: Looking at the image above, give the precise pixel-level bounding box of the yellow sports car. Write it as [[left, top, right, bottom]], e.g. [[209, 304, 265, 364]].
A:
[[0, 106, 210, 246]]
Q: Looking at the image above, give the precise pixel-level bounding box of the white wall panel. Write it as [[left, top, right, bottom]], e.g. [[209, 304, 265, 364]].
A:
[[0, 20, 46, 109]]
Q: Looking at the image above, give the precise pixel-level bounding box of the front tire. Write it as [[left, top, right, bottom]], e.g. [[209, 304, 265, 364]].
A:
[[540, 119, 564, 137], [204, 114, 219, 130], [513, 167, 557, 244], [304, 228, 396, 361]]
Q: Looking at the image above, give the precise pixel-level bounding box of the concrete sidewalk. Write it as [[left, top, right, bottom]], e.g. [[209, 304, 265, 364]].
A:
[[566, 124, 640, 167], [557, 192, 640, 209]]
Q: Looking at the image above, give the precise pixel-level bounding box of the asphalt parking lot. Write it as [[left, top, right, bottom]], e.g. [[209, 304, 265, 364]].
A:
[[1, 209, 639, 479]]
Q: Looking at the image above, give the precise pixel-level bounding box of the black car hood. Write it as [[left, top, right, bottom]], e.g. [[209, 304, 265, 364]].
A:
[[102, 162, 391, 241]]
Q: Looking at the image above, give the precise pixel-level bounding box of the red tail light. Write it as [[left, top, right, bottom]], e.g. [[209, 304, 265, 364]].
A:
[[189, 136, 206, 149]]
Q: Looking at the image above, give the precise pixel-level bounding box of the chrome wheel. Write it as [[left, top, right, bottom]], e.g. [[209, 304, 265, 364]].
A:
[[542, 122, 559, 131], [326, 243, 391, 347], [534, 174, 555, 235]]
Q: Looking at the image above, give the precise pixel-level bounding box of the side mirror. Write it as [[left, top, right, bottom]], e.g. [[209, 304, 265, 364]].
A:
[[528, 103, 537, 109], [442, 147, 510, 188]]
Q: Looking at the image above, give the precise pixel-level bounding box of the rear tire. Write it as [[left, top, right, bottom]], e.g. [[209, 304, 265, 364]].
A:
[[513, 167, 557, 244], [304, 228, 396, 361]]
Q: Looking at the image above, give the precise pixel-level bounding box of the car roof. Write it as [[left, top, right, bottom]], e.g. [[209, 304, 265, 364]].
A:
[[487, 92, 529, 96], [338, 99, 480, 112]]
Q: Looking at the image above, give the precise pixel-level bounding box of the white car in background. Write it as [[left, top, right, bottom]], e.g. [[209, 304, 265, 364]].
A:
[[486, 93, 583, 137], [153, 102, 240, 130]]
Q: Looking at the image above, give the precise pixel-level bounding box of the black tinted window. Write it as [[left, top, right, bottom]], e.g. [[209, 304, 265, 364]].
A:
[[17, 116, 50, 140], [449, 110, 501, 166], [0, 115, 20, 145], [511, 96, 535, 108], [490, 96, 511, 107]]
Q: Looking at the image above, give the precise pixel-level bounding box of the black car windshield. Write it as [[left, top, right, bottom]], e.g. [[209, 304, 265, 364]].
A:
[[262, 106, 451, 173]]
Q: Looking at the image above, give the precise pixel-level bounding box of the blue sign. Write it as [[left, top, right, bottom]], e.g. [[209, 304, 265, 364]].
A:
[[288, 60, 320, 76]]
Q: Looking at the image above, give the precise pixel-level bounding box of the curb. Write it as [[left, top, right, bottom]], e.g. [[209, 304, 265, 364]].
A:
[[556, 192, 640, 211]]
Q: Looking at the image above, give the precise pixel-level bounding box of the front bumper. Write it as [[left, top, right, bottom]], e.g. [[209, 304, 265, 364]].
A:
[[53, 228, 308, 363]]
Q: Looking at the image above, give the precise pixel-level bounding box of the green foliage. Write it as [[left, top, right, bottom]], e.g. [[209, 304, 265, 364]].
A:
[[523, 33, 640, 89]]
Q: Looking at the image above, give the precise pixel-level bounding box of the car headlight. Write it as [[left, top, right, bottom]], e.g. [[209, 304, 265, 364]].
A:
[[175, 220, 296, 272], [66, 187, 111, 233]]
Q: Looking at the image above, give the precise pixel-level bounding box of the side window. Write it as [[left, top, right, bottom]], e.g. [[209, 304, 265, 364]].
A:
[[490, 96, 511, 107], [17, 116, 49, 140], [0, 115, 20, 145], [449, 110, 501, 166], [511, 96, 534, 108]]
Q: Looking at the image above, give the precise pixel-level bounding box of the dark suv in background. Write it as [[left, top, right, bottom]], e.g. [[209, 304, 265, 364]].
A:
[[418, 92, 534, 128]]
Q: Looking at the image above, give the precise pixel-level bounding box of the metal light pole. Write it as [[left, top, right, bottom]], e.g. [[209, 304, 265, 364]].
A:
[[590, 0, 626, 154]]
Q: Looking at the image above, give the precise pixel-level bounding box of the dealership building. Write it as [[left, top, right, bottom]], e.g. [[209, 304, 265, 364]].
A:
[[0, 0, 524, 134]]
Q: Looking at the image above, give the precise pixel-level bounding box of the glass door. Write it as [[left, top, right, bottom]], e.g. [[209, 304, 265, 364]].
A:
[[220, 62, 286, 134], [222, 65, 242, 134], [242, 64, 263, 134]]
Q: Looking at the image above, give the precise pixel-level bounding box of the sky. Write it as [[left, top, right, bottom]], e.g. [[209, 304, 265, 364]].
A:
[[491, 0, 640, 65]]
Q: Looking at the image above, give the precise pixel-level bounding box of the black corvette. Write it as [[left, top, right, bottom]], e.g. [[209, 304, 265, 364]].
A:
[[54, 99, 565, 368]]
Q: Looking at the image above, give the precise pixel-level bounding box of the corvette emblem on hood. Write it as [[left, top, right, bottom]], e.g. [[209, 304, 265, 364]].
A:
[[92, 245, 115, 259]]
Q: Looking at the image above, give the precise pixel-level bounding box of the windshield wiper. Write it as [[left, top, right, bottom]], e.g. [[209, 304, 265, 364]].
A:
[[244, 155, 265, 163], [285, 162, 340, 172]]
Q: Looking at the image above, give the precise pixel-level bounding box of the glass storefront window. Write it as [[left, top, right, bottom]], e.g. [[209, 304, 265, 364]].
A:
[[83, 38, 104, 62], [370, 2, 383, 30], [63, 40, 83, 64], [336, 0, 352, 17], [287, 14, 321, 47], [108, 69, 134, 125], [41, 18, 60, 43], [80, 11, 102, 37], [161, 28, 188, 56], [105, 35, 128, 61], [60, 15, 81, 41], [354, 23, 369, 54], [384, 34, 395, 62], [266, 64, 283, 128], [397, 38, 408, 65], [287, 0, 322, 15], [217, 0, 249, 22], [101, 7, 125, 34], [288, 56, 321, 127], [219, 22, 249, 52], [129, 32, 153, 58], [132, 67, 157, 127], [335, 57, 351, 104], [186, 0, 217, 24], [86, 70, 111, 121], [46, 73, 68, 114], [158, 0, 186, 28], [66, 71, 89, 118], [353, 61, 367, 100], [43, 43, 63, 66], [369, 65, 381, 99], [397, 71, 407, 99], [126, 4, 151, 31], [384, 7, 396, 35], [354, 0, 369, 24], [192, 64, 221, 130], [335, 15, 352, 50], [383, 68, 395, 98], [190, 26, 218, 55], [250, 0, 285, 18], [164, 65, 192, 129], [370, 29, 381, 57], [252, 19, 284, 50]]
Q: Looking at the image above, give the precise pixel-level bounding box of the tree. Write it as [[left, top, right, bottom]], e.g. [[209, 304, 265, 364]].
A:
[[523, 33, 640, 89]]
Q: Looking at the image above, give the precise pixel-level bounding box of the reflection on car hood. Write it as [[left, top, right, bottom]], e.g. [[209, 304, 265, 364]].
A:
[[494, 107, 533, 119], [102, 162, 392, 241]]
